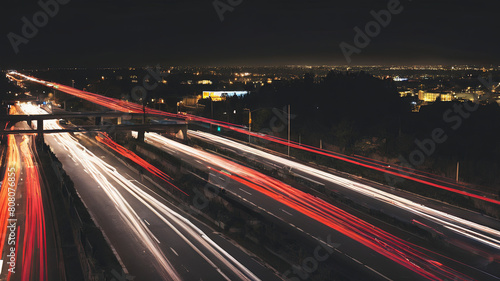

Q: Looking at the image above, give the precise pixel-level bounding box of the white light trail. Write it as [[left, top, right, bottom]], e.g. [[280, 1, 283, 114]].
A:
[[18, 103, 260, 281], [186, 130, 500, 251]]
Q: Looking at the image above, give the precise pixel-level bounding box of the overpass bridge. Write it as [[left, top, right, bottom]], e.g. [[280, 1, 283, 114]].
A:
[[0, 111, 187, 142]]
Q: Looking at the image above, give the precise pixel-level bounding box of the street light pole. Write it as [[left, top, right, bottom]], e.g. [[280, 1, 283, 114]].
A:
[[288, 104, 290, 157], [211, 97, 214, 132], [244, 108, 251, 143], [245, 106, 290, 153], [248, 110, 252, 143]]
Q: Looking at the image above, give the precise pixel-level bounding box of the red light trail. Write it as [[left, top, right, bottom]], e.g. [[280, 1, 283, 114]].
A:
[[0, 106, 47, 280], [9, 73, 499, 206], [187, 130, 500, 255], [219, 126, 500, 205], [0, 135, 48, 281], [144, 130, 475, 280], [17, 102, 260, 281], [7, 72, 496, 280], [0, 134, 20, 261], [207, 168, 473, 281], [19, 135, 48, 281], [95, 133, 188, 196]]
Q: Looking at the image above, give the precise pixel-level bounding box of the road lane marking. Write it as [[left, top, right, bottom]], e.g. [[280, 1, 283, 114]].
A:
[[217, 268, 232, 281], [238, 188, 252, 196], [130, 180, 148, 189], [150, 233, 160, 244], [170, 247, 179, 256], [68, 155, 77, 163], [140, 220, 161, 244], [280, 209, 293, 216]]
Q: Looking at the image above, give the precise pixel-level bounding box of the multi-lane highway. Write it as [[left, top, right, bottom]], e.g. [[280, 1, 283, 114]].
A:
[[138, 130, 498, 280], [187, 130, 500, 277], [18, 103, 277, 281], [8, 71, 499, 208], [6, 72, 500, 280], [188, 131, 500, 250], [0, 106, 61, 281]]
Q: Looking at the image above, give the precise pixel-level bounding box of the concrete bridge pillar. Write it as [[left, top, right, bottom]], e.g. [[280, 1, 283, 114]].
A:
[[137, 130, 145, 142], [36, 119, 44, 143]]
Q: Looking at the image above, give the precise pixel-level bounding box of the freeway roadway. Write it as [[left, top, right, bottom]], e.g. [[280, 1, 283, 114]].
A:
[[186, 130, 500, 279], [8, 72, 500, 280], [18, 103, 278, 281], [0, 110, 61, 281], [11, 71, 497, 207], [140, 131, 500, 280]]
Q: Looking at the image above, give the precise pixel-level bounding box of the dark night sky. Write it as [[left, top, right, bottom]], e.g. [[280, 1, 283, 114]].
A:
[[1, 0, 499, 68]]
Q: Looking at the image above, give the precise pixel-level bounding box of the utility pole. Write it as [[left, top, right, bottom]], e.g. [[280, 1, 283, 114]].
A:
[[211, 97, 214, 119], [288, 104, 290, 157], [456, 161, 460, 182], [210, 97, 214, 132], [248, 110, 252, 143], [244, 108, 252, 143]]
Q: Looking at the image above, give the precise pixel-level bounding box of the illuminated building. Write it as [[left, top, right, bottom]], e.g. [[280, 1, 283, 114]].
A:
[[418, 91, 452, 102], [202, 91, 248, 102]]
